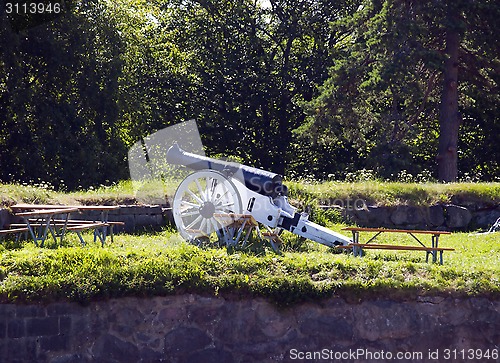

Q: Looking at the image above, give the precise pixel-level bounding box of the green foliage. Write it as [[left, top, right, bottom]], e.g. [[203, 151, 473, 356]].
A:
[[299, 0, 499, 181], [0, 1, 129, 190], [0, 0, 498, 190]]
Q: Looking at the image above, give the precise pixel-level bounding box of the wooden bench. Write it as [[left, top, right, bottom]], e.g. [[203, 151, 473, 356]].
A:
[[0, 227, 30, 243], [10, 219, 125, 244], [340, 227, 454, 265], [66, 222, 109, 246], [45, 219, 125, 243], [336, 243, 455, 265]]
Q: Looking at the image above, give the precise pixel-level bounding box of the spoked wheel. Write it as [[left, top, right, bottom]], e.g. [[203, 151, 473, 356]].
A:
[[172, 170, 242, 245]]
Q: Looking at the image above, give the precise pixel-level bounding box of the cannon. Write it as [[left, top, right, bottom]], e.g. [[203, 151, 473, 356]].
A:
[[167, 144, 351, 249]]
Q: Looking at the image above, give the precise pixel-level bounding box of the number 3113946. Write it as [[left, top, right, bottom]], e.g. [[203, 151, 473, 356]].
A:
[[6, 2, 62, 14]]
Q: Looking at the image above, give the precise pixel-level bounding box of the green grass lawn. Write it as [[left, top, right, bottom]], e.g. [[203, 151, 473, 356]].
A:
[[0, 226, 498, 305], [0, 180, 498, 305]]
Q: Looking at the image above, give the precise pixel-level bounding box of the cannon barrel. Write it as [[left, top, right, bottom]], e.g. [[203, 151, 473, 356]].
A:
[[167, 144, 287, 197]]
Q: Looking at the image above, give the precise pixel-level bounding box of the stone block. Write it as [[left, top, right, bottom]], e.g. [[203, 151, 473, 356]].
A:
[[6, 337, 38, 362], [391, 206, 423, 226], [425, 205, 445, 227], [369, 206, 393, 226], [0, 320, 6, 338], [354, 301, 417, 341], [0, 304, 16, 319], [391, 206, 408, 225], [354, 206, 392, 228], [188, 302, 226, 327], [0, 208, 10, 229], [300, 315, 353, 344], [164, 326, 212, 356], [445, 205, 472, 229], [40, 334, 68, 351], [59, 316, 72, 335], [186, 348, 234, 363], [163, 208, 174, 224], [47, 302, 86, 317], [26, 317, 59, 336], [144, 205, 162, 215], [470, 208, 500, 229], [138, 347, 165, 362], [8, 319, 25, 338], [49, 353, 91, 363], [16, 304, 46, 318], [118, 205, 144, 215], [92, 333, 140, 362], [135, 214, 164, 228]]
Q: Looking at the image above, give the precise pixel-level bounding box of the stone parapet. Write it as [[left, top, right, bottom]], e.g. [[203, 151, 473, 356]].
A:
[[338, 204, 500, 231], [0, 295, 497, 362]]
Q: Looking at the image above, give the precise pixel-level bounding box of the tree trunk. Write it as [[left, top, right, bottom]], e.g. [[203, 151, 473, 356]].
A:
[[437, 17, 460, 182]]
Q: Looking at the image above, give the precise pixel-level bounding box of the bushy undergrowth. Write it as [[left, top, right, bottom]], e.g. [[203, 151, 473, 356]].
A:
[[0, 228, 498, 306]]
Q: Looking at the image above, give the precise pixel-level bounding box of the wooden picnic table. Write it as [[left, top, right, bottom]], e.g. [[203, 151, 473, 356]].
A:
[[11, 204, 122, 246], [11, 203, 120, 213], [15, 207, 79, 247], [340, 227, 454, 265]]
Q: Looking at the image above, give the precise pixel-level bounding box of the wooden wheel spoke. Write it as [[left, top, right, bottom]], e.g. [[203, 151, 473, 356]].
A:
[[185, 215, 202, 230], [181, 200, 201, 208], [186, 188, 204, 204], [180, 210, 200, 218], [216, 201, 235, 209], [194, 179, 207, 201]]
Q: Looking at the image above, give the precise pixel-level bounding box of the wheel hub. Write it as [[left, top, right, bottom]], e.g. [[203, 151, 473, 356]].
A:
[[199, 202, 216, 219]]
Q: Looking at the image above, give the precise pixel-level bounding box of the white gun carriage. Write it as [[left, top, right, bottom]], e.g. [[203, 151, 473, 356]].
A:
[[167, 144, 351, 251]]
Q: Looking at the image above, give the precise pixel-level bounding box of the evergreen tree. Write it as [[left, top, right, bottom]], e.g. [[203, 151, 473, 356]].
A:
[[301, 0, 499, 181]]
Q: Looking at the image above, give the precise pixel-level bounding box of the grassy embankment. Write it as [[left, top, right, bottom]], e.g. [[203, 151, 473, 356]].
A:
[[0, 181, 499, 305], [1, 179, 500, 207]]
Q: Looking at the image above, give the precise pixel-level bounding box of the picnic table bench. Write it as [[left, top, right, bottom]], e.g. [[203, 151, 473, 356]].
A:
[[0, 227, 30, 243], [66, 222, 109, 246], [9, 204, 123, 246], [14, 207, 79, 247], [339, 227, 454, 265]]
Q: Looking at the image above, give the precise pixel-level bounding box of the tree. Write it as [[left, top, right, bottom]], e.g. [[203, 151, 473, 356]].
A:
[[437, 5, 460, 182], [0, 1, 129, 189], [160, 0, 349, 175], [301, 0, 499, 181]]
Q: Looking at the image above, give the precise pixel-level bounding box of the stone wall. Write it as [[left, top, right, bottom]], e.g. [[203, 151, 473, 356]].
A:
[[337, 204, 500, 231], [1, 202, 499, 233], [0, 295, 498, 362], [74, 205, 173, 233]]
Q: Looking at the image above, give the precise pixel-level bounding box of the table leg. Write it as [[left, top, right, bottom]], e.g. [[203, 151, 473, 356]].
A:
[[41, 218, 52, 247], [97, 211, 109, 245], [58, 213, 70, 244], [25, 220, 38, 247], [432, 235, 438, 263], [25, 217, 51, 247], [351, 231, 361, 257]]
